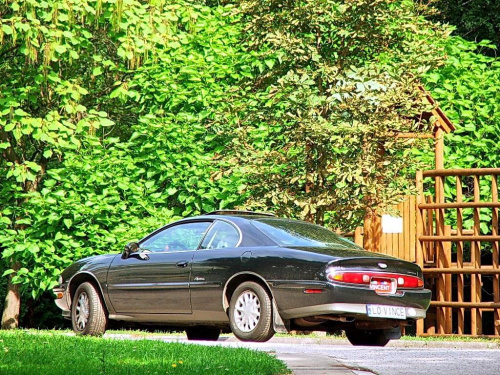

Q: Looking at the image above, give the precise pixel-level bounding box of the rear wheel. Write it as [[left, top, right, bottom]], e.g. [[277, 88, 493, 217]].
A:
[[71, 282, 107, 336], [345, 328, 390, 347], [229, 281, 275, 342], [185, 326, 221, 341]]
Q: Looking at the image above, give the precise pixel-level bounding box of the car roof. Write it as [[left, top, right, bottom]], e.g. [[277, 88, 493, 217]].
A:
[[203, 210, 276, 218]]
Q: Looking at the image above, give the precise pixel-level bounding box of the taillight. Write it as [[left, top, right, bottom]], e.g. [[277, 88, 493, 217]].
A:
[[327, 270, 424, 289]]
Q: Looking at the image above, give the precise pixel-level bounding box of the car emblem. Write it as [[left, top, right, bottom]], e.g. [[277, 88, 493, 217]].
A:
[[378, 263, 388, 269]]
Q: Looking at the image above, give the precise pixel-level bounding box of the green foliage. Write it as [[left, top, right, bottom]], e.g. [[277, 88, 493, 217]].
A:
[[424, 37, 500, 169], [0, 1, 245, 307], [422, 36, 500, 235], [123, 3, 248, 216], [0, 0, 149, 301], [431, 0, 500, 55], [219, 0, 448, 229]]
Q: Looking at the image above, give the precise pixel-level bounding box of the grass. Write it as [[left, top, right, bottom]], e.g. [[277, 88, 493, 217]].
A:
[[399, 334, 500, 344], [0, 330, 290, 375]]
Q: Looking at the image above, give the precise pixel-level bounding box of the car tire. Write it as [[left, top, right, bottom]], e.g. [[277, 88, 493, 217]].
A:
[[71, 282, 107, 336], [185, 326, 221, 341], [345, 328, 390, 347], [229, 281, 275, 342]]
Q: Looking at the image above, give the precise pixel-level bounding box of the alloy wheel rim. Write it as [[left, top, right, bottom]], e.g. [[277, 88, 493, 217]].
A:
[[234, 290, 261, 332], [75, 292, 90, 330]]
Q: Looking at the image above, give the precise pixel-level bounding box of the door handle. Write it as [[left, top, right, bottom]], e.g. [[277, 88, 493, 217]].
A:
[[176, 260, 189, 268]]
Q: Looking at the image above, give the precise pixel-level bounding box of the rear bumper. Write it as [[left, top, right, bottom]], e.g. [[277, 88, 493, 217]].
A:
[[280, 302, 427, 320], [272, 280, 431, 320]]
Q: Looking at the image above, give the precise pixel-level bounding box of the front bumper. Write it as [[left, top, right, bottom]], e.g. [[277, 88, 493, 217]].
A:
[[53, 286, 71, 319]]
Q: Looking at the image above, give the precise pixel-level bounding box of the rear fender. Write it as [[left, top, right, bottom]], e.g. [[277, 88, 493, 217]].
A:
[[223, 272, 288, 333]]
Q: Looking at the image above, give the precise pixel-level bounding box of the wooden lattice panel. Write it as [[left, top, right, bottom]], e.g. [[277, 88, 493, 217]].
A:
[[416, 169, 500, 337]]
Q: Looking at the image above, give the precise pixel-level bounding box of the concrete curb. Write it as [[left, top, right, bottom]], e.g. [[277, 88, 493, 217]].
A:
[[263, 336, 500, 350]]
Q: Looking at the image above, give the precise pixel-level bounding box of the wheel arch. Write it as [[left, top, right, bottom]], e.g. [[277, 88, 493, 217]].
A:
[[68, 272, 108, 314], [222, 272, 275, 313]]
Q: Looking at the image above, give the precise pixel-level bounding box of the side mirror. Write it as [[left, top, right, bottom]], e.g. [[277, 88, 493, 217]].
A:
[[122, 242, 140, 259]]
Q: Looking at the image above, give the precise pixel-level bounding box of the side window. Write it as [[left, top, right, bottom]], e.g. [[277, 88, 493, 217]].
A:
[[200, 221, 240, 250], [141, 222, 212, 252]]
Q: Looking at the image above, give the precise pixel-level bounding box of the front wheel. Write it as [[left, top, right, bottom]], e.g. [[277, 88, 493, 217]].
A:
[[71, 282, 108, 336], [229, 281, 275, 342], [345, 328, 391, 347]]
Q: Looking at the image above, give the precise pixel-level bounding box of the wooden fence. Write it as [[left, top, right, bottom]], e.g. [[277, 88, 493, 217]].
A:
[[345, 197, 417, 263], [344, 169, 500, 337], [416, 168, 500, 337]]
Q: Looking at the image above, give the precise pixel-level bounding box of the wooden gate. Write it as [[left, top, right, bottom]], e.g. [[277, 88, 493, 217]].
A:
[[416, 168, 500, 337]]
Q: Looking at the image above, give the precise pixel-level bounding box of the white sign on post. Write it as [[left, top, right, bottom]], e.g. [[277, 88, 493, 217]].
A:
[[381, 215, 403, 234]]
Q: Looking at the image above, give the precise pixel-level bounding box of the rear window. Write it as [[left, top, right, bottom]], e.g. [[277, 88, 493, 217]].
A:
[[252, 218, 356, 248]]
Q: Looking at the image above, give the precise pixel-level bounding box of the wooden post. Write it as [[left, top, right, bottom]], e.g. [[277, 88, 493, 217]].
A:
[[433, 127, 446, 333], [472, 175, 482, 335], [435, 176, 446, 333], [354, 226, 363, 247], [363, 210, 381, 253], [363, 210, 373, 252], [399, 201, 405, 260], [435, 127, 444, 170], [409, 195, 417, 263], [416, 171, 425, 336], [456, 176, 465, 335], [492, 175, 500, 335], [444, 225, 453, 333]]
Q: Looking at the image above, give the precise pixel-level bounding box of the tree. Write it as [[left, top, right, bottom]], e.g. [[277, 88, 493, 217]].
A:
[[424, 37, 500, 169], [0, 0, 131, 328], [419, 36, 500, 232], [218, 0, 448, 229], [0, 0, 244, 329], [431, 0, 500, 55]]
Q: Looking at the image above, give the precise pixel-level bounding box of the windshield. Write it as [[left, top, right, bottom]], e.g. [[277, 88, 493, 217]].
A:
[[252, 218, 360, 248]]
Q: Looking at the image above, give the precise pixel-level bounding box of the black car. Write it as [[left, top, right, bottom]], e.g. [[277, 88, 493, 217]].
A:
[[53, 210, 430, 346]]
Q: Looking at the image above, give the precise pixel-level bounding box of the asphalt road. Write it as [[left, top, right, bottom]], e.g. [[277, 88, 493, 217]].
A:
[[108, 333, 500, 375], [323, 344, 500, 375]]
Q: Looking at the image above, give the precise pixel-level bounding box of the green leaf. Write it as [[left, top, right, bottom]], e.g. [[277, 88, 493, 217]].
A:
[[63, 218, 72, 229], [2, 269, 16, 277], [43, 149, 53, 158], [264, 59, 275, 69], [4, 123, 15, 132], [0, 216, 12, 225], [17, 268, 29, 275], [2, 24, 13, 35], [99, 118, 115, 127], [14, 108, 28, 117]]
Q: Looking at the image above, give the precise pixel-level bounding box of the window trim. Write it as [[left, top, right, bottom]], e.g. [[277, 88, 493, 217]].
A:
[[198, 219, 242, 250], [138, 220, 214, 253]]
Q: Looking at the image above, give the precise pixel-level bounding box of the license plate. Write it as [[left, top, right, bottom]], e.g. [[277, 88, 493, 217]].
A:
[[369, 277, 397, 295], [367, 304, 406, 319]]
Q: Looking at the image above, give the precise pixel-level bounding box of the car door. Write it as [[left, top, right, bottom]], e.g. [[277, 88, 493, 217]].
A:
[[107, 221, 212, 314], [190, 220, 242, 316]]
